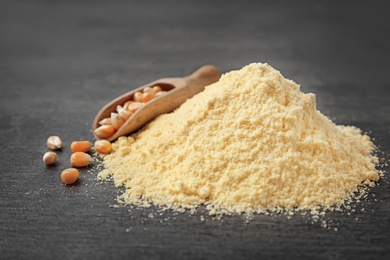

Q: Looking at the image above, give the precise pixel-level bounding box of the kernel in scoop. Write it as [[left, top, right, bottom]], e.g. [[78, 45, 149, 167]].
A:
[[118, 108, 132, 120], [155, 91, 167, 97], [133, 92, 143, 102], [143, 87, 154, 95], [111, 112, 125, 130], [94, 125, 116, 139], [117, 105, 132, 120], [152, 86, 162, 94], [99, 118, 112, 126], [142, 92, 154, 103], [127, 102, 144, 113], [123, 101, 134, 110]]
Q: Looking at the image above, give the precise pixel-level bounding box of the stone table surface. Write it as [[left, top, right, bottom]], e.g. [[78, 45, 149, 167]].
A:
[[1, 0, 389, 259]]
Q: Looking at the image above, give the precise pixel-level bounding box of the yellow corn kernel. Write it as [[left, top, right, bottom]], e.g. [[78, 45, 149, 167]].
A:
[[143, 86, 154, 95], [43, 151, 57, 165], [117, 105, 132, 120], [70, 152, 92, 167], [94, 125, 116, 139], [98, 118, 112, 125], [123, 101, 134, 110], [70, 141, 92, 153], [116, 105, 124, 112], [61, 168, 79, 185], [47, 136, 62, 150], [142, 92, 154, 103], [155, 91, 167, 97], [94, 140, 112, 154], [152, 86, 162, 94], [127, 102, 144, 113], [120, 109, 132, 120], [133, 91, 143, 102], [111, 112, 125, 130]]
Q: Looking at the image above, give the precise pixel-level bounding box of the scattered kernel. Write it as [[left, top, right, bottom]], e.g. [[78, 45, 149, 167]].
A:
[[95, 140, 112, 154], [61, 168, 79, 185], [70, 152, 92, 167], [70, 141, 92, 153], [47, 136, 62, 150], [43, 151, 57, 165]]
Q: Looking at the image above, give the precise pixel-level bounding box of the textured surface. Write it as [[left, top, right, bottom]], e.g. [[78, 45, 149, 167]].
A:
[[0, 0, 389, 259]]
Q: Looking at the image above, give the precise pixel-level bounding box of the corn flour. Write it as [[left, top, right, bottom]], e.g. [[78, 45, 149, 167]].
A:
[[99, 63, 380, 214]]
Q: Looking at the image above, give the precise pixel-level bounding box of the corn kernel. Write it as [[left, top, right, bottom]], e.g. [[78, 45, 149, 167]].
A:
[[43, 151, 57, 165], [120, 109, 132, 120], [155, 91, 167, 97], [111, 112, 125, 130], [94, 125, 116, 139], [133, 92, 143, 102], [70, 152, 92, 167], [95, 140, 112, 154], [123, 101, 134, 110], [142, 92, 154, 103], [61, 168, 79, 185], [127, 102, 144, 113], [70, 141, 92, 153], [47, 136, 62, 150], [143, 87, 154, 95], [117, 105, 132, 120], [98, 118, 112, 125], [152, 86, 162, 93]]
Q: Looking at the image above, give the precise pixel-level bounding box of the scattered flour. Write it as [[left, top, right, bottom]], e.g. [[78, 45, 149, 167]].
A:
[[99, 63, 380, 215]]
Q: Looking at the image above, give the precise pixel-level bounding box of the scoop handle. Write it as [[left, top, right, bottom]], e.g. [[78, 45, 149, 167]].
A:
[[182, 65, 222, 95]]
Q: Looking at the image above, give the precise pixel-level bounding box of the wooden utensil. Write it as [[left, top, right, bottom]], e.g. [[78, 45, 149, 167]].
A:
[[93, 65, 222, 141]]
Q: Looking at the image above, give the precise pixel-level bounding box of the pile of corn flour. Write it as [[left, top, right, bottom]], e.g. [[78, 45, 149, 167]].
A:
[[99, 63, 380, 215]]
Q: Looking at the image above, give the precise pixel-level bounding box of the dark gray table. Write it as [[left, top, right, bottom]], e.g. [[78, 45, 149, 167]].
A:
[[1, 0, 389, 259]]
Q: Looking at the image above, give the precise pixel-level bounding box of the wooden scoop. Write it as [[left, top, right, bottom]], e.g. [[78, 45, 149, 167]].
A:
[[93, 65, 222, 141]]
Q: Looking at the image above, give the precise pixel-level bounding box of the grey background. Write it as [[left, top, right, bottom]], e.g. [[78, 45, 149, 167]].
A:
[[1, 0, 389, 259]]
